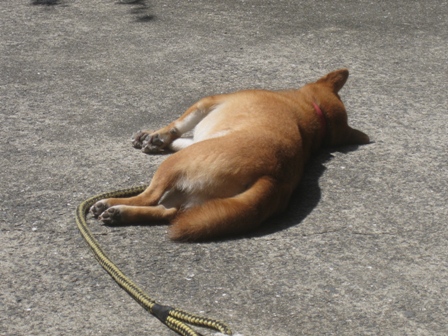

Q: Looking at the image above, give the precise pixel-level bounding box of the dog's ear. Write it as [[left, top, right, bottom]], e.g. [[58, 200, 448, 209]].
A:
[[344, 126, 370, 146], [316, 69, 349, 93]]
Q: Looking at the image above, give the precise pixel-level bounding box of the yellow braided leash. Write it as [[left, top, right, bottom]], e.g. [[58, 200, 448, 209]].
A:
[[76, 186, 233, 336]]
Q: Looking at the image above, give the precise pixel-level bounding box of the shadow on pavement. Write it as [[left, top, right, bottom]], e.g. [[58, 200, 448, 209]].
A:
[[117, 0, 155, 22], [250, 144, 365, 239], [31, 0, 155, 22], [31, 0, 62, 5], [249, 151, 332, 239]]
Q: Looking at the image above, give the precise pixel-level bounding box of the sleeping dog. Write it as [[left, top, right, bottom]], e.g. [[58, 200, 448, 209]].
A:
[[91, 69, 369, 241]]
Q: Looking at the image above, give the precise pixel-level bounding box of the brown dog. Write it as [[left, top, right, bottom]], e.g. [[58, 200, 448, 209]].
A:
[[91, 69, 369, 241]]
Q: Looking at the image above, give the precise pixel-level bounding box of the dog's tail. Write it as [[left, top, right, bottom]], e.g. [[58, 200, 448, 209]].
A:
[[168, 177, 286, 241], [316, 68, 349, 93]]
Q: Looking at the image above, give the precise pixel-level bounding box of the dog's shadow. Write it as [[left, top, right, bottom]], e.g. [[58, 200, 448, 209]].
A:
[[246, 146, 361, 239]]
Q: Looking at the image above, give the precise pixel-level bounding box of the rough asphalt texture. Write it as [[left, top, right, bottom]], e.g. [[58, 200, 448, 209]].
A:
[[1, 1, 447, 335]]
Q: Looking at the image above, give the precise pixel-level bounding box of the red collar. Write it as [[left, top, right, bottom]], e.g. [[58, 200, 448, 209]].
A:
[[312, 102, 327, 143]]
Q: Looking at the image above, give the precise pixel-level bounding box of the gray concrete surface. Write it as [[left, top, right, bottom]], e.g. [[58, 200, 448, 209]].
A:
[[1, 1, 447, 335]]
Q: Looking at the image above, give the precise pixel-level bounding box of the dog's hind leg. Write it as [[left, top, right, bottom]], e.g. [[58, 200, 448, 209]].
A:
[[98, 204, 177, 226], [90, 165, 179, 218], [168, 177, 290, 241], [132, 95, 226, 153]]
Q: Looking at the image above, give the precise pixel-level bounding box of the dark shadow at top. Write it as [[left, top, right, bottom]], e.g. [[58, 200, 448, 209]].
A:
[[31, 0, 156, 22], [31, 0, 62, 5], [117, 0, 156, 23]]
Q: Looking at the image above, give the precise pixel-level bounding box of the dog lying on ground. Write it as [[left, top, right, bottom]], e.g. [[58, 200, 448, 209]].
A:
[[91, 69, 369, 241]]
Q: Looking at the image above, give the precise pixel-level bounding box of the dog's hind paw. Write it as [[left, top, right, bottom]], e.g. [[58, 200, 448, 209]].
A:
[[98, 206, 122, 225], [90, 200, 109, 218]]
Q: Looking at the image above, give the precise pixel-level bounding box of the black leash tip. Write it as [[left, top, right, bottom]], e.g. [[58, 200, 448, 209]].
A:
[[152, 303, 174, 323]]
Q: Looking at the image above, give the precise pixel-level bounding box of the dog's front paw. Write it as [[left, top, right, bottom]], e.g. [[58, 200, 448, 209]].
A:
[[132, 130, 151, 149], [98, 206, 122, 225], [132, 130, 167, 154], [141, 133, 166, 154], [90, 200, 109, 218]]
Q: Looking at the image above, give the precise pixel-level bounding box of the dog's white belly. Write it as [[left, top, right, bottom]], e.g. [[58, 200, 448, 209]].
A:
[[158, 188, 207, 210], [193, 105, 231, 142], [158, 174, 242, 210]]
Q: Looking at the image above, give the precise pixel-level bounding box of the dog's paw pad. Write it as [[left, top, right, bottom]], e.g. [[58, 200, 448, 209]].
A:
[[132, 131, 151, 149], [142, 144, 165, 154], [90, 200, 108, 218], [98, 206, 122, 225], [141, 133, 166, 154]]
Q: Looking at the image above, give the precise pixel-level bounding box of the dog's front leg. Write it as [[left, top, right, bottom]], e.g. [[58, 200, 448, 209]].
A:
[[132, 95, 224, 153]]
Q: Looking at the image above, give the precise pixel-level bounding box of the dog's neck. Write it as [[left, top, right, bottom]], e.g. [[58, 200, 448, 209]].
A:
[[312, 102, 327, 144]]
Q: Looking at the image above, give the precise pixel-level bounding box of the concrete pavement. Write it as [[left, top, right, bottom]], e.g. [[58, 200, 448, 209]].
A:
[[1, 1, 447, 335]]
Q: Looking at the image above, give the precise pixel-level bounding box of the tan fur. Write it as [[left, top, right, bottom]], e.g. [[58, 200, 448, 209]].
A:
[[91, 69, 370, 241]]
